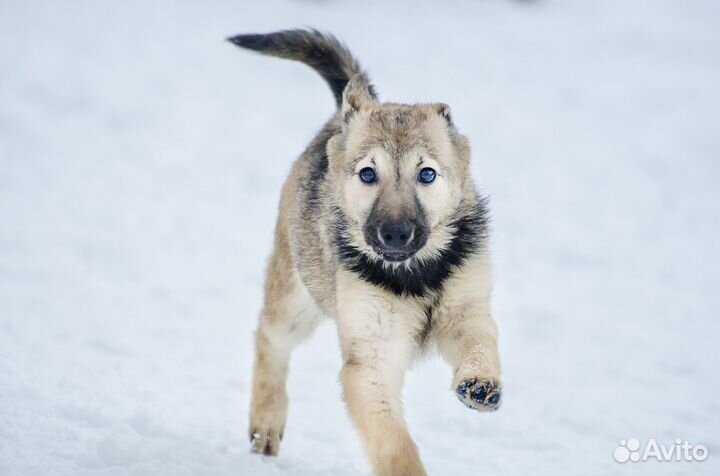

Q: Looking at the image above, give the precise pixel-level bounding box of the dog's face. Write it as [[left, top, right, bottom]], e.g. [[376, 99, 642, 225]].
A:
[[327, 76, 471, 264]]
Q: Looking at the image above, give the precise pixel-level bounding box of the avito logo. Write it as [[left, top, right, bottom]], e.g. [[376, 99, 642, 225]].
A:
[[614, 438, 708, 463]]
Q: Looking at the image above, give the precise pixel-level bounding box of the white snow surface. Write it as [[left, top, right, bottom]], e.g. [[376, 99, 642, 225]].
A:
[[1, 0, 720, 475]]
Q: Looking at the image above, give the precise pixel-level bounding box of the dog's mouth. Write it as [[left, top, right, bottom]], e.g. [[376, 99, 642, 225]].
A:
[[372, 247, 416, 262], [365, 227, 428, 263]]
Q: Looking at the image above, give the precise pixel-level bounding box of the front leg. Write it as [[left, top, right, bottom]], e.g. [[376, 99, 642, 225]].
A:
[[437, 315, 502, 411], [336, 271, 428, 476], [433, 257, 502, 411]]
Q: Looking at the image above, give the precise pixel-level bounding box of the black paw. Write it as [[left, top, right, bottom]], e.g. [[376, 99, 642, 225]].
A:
[[456, 378, 502, 411]]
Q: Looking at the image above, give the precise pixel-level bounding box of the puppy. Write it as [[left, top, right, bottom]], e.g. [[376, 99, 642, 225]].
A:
[[229, 30, 501, 476]]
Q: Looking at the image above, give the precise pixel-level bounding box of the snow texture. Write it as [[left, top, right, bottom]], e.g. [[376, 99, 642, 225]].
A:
[[1, 0, 719, 474]]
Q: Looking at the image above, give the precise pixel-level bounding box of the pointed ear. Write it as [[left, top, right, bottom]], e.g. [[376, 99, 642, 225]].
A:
[[341, 74, 376, 123], [432, 103, 453, 125]]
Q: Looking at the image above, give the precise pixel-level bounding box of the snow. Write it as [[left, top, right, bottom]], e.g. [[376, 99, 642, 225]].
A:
[[1, 0, 719, 474]]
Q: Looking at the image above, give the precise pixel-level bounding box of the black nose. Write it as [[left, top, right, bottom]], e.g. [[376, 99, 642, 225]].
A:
[[378, 222, 414, 249]]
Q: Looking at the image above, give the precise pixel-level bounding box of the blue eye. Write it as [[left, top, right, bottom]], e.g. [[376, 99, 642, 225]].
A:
[[359, 167, 377, 184], [418, 167, 437, 184]]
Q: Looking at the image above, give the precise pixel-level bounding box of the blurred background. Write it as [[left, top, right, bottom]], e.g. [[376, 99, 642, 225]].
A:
[[1, 0, 719, 475]]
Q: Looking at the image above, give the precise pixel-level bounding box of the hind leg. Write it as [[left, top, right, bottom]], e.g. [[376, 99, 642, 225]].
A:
[[249, 249, 322, 456]]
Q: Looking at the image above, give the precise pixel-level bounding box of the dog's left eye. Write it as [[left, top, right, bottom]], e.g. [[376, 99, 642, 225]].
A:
[[418, 167, 437, 184]]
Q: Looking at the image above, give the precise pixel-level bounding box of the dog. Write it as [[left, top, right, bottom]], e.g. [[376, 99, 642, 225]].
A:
[[228, 29, 502, 476]]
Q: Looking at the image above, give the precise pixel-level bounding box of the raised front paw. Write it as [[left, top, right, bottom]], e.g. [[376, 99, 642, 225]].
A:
[[455, 378, 502, 411]]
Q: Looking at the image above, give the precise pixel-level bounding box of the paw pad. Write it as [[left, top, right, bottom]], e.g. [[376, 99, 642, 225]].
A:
[[455, 378, 502, 411]]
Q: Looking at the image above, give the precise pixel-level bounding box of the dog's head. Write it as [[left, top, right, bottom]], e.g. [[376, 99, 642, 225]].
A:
[[327, 75, 473, 265]]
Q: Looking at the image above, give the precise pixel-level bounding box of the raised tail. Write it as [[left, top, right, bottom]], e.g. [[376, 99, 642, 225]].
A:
[[227, 29, 376, 108]]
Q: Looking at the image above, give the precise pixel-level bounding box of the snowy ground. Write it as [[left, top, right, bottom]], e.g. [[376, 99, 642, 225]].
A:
[[1, 0, 720, 474]]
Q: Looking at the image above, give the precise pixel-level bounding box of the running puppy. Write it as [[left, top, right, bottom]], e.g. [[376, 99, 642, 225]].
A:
[[229, 30, 502, 476]]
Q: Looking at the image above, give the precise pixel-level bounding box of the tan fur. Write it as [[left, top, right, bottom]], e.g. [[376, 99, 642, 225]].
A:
[[337, 269, 428, 476], [237, 31, 501, 476], [433, 253, 501, 391]]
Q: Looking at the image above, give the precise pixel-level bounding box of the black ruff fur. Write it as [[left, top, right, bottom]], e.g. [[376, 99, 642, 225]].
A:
[[332, 197, 490, 297]]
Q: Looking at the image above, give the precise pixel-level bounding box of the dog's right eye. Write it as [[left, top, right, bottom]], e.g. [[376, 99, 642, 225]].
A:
[[359, 167, 377, 184]]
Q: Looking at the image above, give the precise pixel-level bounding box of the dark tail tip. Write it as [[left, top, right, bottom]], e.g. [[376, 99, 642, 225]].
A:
[[226, 34, 266, 51]]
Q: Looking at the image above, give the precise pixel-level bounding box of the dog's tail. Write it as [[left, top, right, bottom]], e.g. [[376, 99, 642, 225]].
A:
[[227, 29, 376, 108]]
